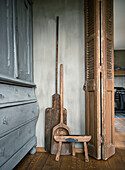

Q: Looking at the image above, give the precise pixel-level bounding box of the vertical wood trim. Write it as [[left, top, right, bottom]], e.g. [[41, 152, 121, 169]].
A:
[[6, 0, 11, 67], [101, 0, 115, 160], [27, 5, 30, 75], [12, 0, 18, 78], [29, 3, 33, 82], [95, 0, 101, 159]]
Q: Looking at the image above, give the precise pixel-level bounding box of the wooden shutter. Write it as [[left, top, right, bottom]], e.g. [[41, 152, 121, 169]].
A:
[[101, 0, 115, 160], [84, 0, 101, 159]]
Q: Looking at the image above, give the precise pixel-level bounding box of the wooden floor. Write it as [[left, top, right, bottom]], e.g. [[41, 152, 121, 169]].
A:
[[14, 118, 125, 170]]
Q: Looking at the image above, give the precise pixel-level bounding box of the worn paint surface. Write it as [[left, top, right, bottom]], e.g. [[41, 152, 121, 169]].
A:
[[65, 138, 78, 142], [33, 0, 85, 148], [0, 1, 38, 169]]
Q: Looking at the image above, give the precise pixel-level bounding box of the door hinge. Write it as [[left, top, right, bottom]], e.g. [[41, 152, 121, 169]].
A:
[[83, 81, 87, 91], [101, 135, 104, 144]]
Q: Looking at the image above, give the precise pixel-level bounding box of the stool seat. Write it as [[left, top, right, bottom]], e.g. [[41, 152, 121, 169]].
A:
[[54, 135, 91, 162], [54, 135, 91, 142]]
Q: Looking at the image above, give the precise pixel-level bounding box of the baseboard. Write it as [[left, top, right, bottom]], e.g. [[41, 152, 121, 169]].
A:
[[36, 147, 83, 153], [75, 148, 84, 153], [36, 147, 47, 152]]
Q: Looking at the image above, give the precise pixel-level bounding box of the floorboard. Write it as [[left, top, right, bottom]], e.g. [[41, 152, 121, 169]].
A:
[[14, 118, 125, 170]]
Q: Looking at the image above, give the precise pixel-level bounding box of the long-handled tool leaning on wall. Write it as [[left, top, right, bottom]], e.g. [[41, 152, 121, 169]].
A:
[[51, 64, 71, 160], [45, 17, 69, 154]]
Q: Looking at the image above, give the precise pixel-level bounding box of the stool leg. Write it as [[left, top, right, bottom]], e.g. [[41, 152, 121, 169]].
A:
[[72, 142, 75, 156], [55, 142, 62, 161], [84, 142, 89, 162]]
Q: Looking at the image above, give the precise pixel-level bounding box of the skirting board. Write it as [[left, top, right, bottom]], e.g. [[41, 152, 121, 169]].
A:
[[36, 147, 83, 153]]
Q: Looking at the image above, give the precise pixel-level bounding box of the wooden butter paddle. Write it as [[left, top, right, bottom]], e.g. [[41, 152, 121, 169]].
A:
[[45, 17, 67, 153], [51, 64, 71, 160]]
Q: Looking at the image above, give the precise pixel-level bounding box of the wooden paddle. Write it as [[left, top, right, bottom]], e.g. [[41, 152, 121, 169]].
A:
[[45, 17, 67, 153], [51, 64, 71, 160]]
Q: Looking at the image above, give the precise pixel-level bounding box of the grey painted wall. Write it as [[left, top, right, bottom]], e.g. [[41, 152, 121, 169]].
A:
[[114, 0, 125, 50], [114, 76, 125, 88], [33, 0, 85, 147], [114, 0, 125, 88]]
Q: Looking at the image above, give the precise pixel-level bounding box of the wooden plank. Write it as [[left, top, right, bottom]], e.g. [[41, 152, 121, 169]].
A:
[[115, 118, 125, 149], [13, 153, 35, 170], [90, 156, 110, 170], [60, 155, 77, 170], [107, 148, 125, 170], [26, 153, 49, 170], [42, 154, 61, 170], [54, 136, 91, 142], [76, 153, 93, 170]]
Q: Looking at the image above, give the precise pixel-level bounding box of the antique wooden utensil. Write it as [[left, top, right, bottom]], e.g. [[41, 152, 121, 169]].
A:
[[45, 17, 67, 152], [51, 64, 71, 160], [54, 135, 91, 162]]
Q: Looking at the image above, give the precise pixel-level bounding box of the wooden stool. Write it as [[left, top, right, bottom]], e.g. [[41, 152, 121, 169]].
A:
[[54, 135, 91, 162]]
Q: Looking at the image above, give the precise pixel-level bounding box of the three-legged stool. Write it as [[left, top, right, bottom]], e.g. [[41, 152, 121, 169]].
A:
[[54, 135, 91, 162]]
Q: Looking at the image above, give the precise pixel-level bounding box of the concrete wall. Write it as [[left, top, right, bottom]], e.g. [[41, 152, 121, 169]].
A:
[[114, 76, 125, 88], [33, 0, 85, 147], [114, 0, 125, 88], [114, 50, 125, 69], [114, 0, 125, 50]]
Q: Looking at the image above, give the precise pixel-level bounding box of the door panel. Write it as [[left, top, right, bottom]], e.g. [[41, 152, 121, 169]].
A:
[[101, 0, 115, 160], [85, 0, 101, 159], [0, 0, 14, 77], [16, 0, 33, 82]]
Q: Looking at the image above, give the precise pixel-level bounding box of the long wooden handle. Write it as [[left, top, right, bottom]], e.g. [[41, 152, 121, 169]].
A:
[[60, 64, 63, 123], [56, 16, 59, 94]]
